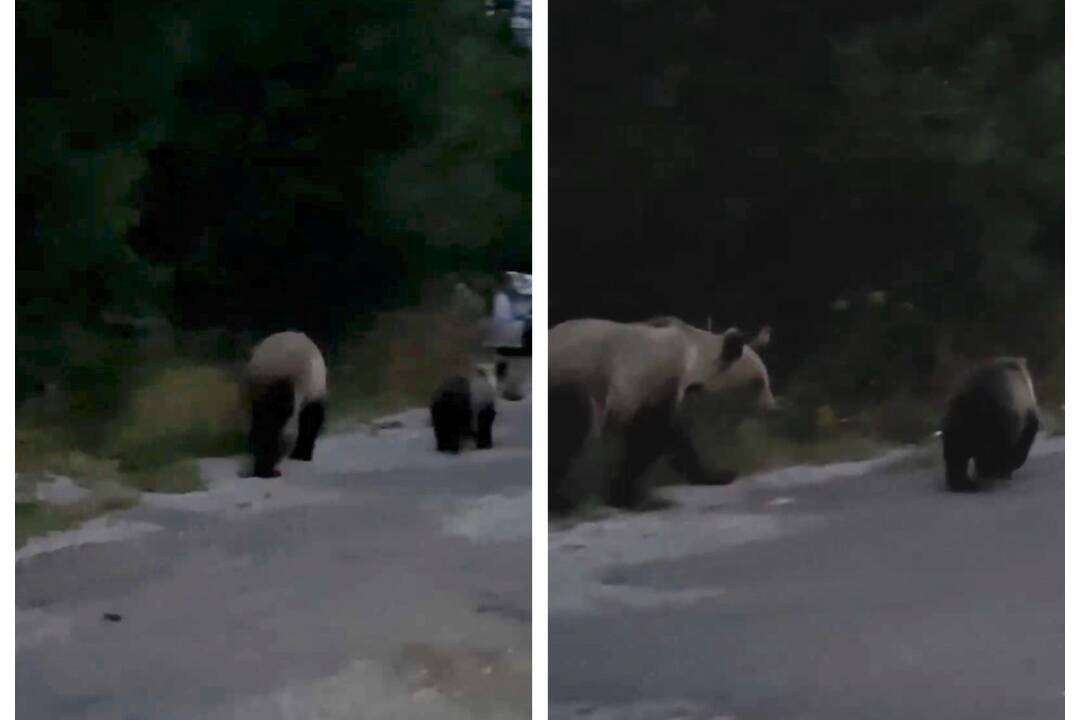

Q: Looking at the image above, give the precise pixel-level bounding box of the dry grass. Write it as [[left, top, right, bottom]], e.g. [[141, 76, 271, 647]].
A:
[[15, 481, 139, 549], [123, 460, 207, 494], [15, 502, 85, 549], [14, 293, 489, 546], [859, 395, 942, 445], [1036, 352, 1065, 436], [691, 415, 893, 479], [1041, 406, 1065, 437], [677, 389, 924, 483], [14, 360, 246, 545], [15, 424, 119, 480], [682, 357, 1063, 485], [106, 363, 246, 474], [331, 294, 486, 424]]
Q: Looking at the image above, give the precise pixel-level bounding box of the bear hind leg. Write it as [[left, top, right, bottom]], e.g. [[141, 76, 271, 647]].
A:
[[1006, 411, 1039, 472], [475, 405, 496, 450], [431, 403, 464, 454], [290, 399, 325, 461], [943, 432, 978, 492], [251, 380, 294, 478]]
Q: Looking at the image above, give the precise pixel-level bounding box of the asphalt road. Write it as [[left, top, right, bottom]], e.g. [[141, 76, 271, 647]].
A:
[[550, 436, 1065, 720], [17, 399, 532, 720]]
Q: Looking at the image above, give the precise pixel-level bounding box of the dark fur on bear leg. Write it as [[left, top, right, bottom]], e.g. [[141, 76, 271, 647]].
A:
[[251, 380, 294, 478], [436, 429, 462, 453], [432, 409, 462, 453], [608, 454, 650, 510], [609, 392, 685, 509], [943, 433, 979, 492], [475, 405, 496, 449], [607, 422, 659, 510], [974, 453, 1010, 481], [668, 420, 729, 485], [1006, 411, 1040, 472], [431, 378, 470, 454], [612, 444, 677, 512], [290, 400, 325, 461], [549, 382, 591, 514]]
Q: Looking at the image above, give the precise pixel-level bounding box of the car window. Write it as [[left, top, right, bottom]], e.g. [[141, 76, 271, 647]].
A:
[[509, 294, 531, 320]]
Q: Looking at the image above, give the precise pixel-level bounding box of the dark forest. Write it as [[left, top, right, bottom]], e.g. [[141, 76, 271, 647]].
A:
[[550, 0, 1063, 410], [17, 0, 531, 402]]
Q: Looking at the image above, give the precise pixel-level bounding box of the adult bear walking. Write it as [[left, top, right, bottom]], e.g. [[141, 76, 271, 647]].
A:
[[942, 357, 1040, 492], [549, 316, 775, 512], [243, 331, 327, 478]]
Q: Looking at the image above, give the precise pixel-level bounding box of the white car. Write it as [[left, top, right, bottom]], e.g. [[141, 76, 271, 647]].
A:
[[484, 272, 531, 401], [486, 271, 531, 356]]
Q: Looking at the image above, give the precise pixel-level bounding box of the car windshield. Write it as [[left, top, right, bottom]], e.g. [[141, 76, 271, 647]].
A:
[[509, 295, 531, 320], [506, 272, 532, 295], [501, 272, 531, 320]]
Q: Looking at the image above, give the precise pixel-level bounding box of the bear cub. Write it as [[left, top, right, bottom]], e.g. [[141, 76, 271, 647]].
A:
[[430, 363, 498, 453]]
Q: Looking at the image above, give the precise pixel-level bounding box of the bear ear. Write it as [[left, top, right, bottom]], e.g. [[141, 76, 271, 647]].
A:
[[750, 325, 772, 352], [720, 329, 747, 367]]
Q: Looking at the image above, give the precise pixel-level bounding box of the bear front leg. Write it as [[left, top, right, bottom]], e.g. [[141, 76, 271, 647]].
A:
[[668, 424, 734, 486], [606, 424, 656, 510], [943, 434, 978, 492], [476, 406, 496, 449]]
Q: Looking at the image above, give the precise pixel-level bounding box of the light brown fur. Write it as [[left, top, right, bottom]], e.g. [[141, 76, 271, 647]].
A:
[[549, 317, 773, 511]]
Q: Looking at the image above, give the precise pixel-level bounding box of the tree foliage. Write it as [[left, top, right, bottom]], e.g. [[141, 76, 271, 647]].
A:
[[550, 0, 1062, 394], [17, 0, 530, 397]]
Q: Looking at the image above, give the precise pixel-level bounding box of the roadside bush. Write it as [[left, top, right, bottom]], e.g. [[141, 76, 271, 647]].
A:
[[107, 363, 246, 471], [683, 398, 890, 482], [860, 394, 941, 445], [332, 289, 486, 421]]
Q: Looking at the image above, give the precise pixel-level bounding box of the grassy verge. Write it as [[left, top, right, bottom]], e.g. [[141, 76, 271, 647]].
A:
[[15, 292, 488, 546], [699, 419, 895, 477], [16, 502, 85, 549], [684, 364, 1064, 484], [16, 482, 139, 549], [329, 298, 485, 426], [678, 391, 919, 482], [17, 362, 247, 493]]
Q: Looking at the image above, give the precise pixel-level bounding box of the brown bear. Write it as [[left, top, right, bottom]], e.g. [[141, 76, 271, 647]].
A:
[[243, 331, 327, 478], [549, 316, 774, 512], [942, 357, 1040, 492]]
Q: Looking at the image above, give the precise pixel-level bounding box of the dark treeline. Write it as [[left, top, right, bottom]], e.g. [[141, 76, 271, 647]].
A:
[[17, 0, 530, 400], [551, 0, 1063, 400]]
